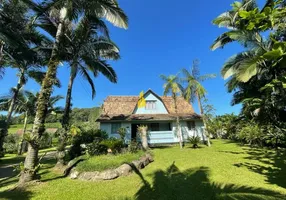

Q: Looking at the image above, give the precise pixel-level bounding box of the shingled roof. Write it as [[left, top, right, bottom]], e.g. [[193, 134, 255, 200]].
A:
[[98, 90, 201, 122]]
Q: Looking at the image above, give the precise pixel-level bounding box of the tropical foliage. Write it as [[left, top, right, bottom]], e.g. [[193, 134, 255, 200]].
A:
[[212, 0, 286, 127]]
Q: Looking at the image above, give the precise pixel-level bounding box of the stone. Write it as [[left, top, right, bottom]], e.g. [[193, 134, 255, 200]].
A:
[[116, 164, 132, 176], [140, 156, 150, 167], [78, 172, 99, 180], [131, 160, 144, 169], [70, 169, 80, 179], [99, 170, 119, 180], [146, 154, 154, 162]]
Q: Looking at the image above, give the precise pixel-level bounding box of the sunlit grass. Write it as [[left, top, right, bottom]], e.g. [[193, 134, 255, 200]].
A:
[[0, 140, 286, 200], [8, 123, 61, 134], [76, 151, 145, 172]]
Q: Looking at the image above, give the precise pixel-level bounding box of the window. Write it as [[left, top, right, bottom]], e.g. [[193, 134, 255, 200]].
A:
[[159, 123, 172, 131], [111, 123, 121, 134], [150, 123, 159, 131], [187, 121, 195, 130], [147, 123, 171, 131], [145, 100, 156, 110]]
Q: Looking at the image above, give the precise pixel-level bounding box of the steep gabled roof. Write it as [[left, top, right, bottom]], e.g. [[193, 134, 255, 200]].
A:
[[100, 90, 195, 118]]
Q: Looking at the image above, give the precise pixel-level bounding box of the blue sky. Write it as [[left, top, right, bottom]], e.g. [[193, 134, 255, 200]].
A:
[[0, 0, 266, 115]]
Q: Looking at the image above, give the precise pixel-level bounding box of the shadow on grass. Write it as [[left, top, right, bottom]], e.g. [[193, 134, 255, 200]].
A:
[[0, 188, 33, 200], [234, 148, 286, 189], [132, 162, 284, 200], [0, 156, 25, 167], [218, 150, 245, 155]]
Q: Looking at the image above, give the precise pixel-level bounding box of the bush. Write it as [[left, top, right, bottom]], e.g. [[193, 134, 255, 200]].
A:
[[86, 141, 108, 156], [128, 140, 141, 153], [188, 136, 201, 148], [39, 132, 53, 149], [117, 127, 126, 142], [238, 124, 263, 146], [68, 129, 108, 159], [100, 138, 124, 153], [4, 134, 20, 153]]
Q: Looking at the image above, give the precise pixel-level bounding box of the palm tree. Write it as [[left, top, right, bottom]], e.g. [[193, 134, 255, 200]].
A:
[[181, 60, 216, 146], [0, 0, 54, 157], [19, 0, 128, 184], [55, 16, 119, 166], [181, 60, 216, 115], [160, 74, 184, 149], [0, 90, 63, 155], [211, 0, 258, 50]]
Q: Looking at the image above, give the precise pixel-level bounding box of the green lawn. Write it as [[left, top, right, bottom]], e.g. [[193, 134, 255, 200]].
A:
[[76, 151, 145, 172], [8, 123, 61, 134], [0, 140, 286, 200]]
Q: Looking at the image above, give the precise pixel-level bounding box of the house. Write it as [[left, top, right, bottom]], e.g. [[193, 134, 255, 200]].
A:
[[97, 90, 205, 144]]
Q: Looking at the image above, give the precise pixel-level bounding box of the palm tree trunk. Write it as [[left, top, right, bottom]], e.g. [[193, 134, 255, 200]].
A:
[[173, 95, 183, 149], [18, 111, 28, 155], [18, 6, 67, 184], [57, 71, 75, 166], [197, 92, 204, 115], [197, 92, 210, 147], [0, 69, 24, 157]]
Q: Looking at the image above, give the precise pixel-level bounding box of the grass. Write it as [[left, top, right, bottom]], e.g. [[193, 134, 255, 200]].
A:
[[0, 140, 286, 199], [76, 151, 145, 172], [8, 123, 61, 134]]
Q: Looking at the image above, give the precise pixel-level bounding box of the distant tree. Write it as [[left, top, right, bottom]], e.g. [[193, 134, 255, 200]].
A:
[[0, 90, 63, 154], [160, 74, 184, 148], [181, 60, 216, 115]]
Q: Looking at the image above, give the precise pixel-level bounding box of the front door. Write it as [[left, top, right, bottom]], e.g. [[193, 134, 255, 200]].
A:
[[131, 124, 140, 140]]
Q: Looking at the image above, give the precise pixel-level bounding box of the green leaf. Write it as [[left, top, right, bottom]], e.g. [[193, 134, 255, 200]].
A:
[[247, 22, 255, 30], [239, 10, 250, 19], [236, 60, 258, 82], [263, 49, 284, 60], [263, 7, 272, 15], [223, 66, 236, 80]]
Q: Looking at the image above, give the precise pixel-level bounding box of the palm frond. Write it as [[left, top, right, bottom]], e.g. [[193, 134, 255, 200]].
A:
[[78, 64, 96, 99]]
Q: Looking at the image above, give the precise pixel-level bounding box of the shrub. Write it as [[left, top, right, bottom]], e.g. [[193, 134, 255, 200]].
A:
[[188, 136, 201, 148], [100, 138, 124, 153], [128, 140, 141, 153], [86, 141, 108, 156], [68, 129, 108, 159], [4, 134, 20, 153], [39, 132, 53, 149], [238, 124, 263, 146], [117, 127, 126, 142]]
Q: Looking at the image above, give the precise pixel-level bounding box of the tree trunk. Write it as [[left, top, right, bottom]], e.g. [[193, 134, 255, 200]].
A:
[[18, 6, 67, 184], [141, 127, 148, 151], [173, 94, 183, 149], [57, 71, 75, 166], [18, 144, 39, 185], [18, 111, 28, 155], [197, 92, 210, 147], [0, 69, 24, 157], [197, 92, 204, 115]]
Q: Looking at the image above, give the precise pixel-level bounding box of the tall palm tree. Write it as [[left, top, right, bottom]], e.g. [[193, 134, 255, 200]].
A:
[[55, 16, 119, 166], [19, 0, 128, 184], [160, 74, 184, 149], [0, 0, 53, 157], [0, 90, 63, 155], [181, 60, 216, 115], [211, 0, 258, 50], [181, 60, 215, 146]]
